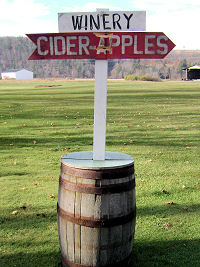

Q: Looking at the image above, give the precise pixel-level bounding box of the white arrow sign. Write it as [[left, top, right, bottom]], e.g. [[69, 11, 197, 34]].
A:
[[58, 11, 146, 32]]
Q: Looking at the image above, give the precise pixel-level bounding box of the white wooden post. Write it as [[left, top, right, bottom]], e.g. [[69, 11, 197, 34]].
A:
[[93, 8, 109, 161], [93, 59, 108, 160]]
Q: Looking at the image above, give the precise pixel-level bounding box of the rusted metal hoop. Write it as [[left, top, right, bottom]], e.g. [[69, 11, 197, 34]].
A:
[[61, 163, 134, 180], [59, 176, 135, 194], [57, 203, 136, 228], [61, 253, 131, 267]]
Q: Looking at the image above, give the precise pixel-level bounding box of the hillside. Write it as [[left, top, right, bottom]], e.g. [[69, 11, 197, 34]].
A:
[[1, 36, 200, 79]]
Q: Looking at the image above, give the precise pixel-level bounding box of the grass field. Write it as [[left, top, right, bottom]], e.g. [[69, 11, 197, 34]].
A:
[[0, 79, 199, 267]]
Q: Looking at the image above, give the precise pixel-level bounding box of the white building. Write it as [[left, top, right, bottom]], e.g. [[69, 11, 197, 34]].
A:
[[1, 69, 33, 80]]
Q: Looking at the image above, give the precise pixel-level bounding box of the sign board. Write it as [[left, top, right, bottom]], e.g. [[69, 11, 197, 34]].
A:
[[58, 11, 146, 32], [27, 32, 175, 60]]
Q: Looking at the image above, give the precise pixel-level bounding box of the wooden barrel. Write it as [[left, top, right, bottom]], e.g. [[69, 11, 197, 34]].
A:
[[57, 151, 136, 267]]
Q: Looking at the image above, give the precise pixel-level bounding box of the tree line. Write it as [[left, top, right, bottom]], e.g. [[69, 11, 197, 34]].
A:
[[1, 36, 200, 79]]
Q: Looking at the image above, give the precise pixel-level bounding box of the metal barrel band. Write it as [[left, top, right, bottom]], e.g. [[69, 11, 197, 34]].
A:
[[57, 203, 136, 228], [59, 176, 135, 194], [61, 254, 131, 267], [61, 163, 134, 180]]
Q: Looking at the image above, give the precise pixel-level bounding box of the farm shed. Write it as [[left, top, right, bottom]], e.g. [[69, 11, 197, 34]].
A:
[[183, 65, 200, 80], [1, 68, 33, 80]]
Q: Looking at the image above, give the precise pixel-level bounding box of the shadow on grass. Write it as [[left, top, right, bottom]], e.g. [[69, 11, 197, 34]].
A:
[[0, 207, 61, 266], [131, 238, 200, 267], [1, 206, 199, 267], [136, 203, 200, 217], [0, 251, 62, 267], [0, 171, 30, 178], [0, 136, 93, 150], [1, 131, 199, 151], [1, 239, 199, 267], [0, 206, 57, 228]]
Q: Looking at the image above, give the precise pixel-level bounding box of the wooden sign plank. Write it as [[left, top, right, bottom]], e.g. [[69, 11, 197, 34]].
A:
[[27, 32, 175, 60], [58, 11, 146, 32]]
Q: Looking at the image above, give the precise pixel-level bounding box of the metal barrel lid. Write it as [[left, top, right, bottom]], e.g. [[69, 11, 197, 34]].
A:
[[61, 151, 134, 170]]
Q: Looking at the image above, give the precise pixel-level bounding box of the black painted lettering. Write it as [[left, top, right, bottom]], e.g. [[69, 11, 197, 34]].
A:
[[85, 15, 88, 30], [123, 13, 133, 29], [90, 15, 100, 30], [72, 15, 83, 30], [112, 14, 121, 30], [102, 14, 111, 30]]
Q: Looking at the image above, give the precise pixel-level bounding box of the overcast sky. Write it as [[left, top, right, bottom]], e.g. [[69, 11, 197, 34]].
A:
[[1, 0, 200, 50]]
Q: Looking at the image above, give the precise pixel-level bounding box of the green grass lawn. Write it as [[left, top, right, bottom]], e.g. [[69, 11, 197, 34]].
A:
[[0, 79, 199, 266]]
